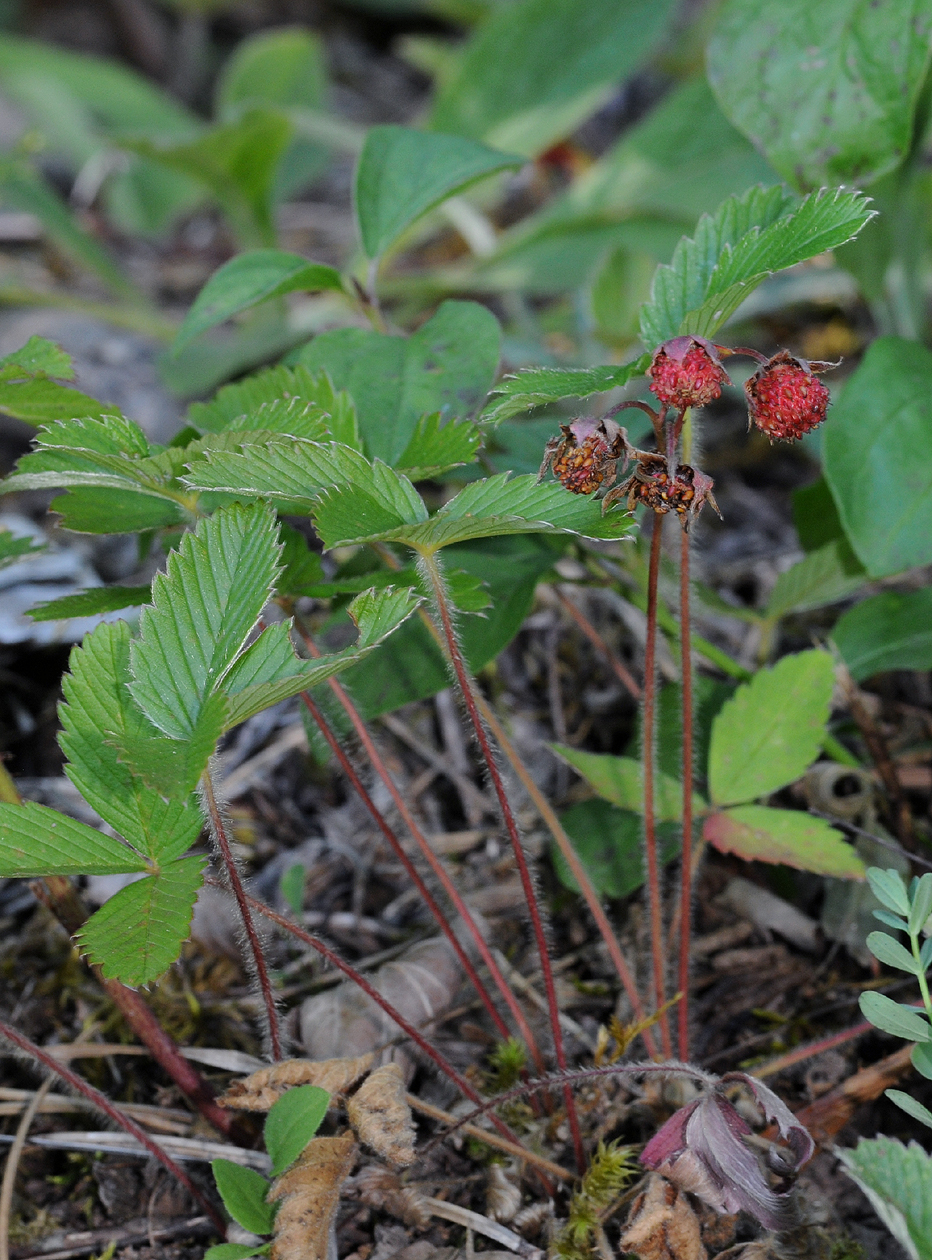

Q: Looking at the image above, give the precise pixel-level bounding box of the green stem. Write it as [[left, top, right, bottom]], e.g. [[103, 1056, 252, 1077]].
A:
[[911, 933, 932, 1022]]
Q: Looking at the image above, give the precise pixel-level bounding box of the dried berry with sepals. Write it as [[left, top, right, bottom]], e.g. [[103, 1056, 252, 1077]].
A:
[[537, 415, 630, 495], [640, 1071, 814, 1230], [745, 350, 835, 442], [648, 335, 731, 411], [602, 450, 721, 531]]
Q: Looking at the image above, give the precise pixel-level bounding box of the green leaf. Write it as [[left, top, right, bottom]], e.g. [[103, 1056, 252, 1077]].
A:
[[77, 855, 204, 985], [914, 1042, 932, 1080], [839, 1137, 932, 1260], [204, 1246, 269, 1260], [0, 801, 147, 876], [281, 864, 306, 916], [910, 873, 932, 937], [211, 1159, 275, 1236], [396, 413, 482, 480], [28, 584, 151, 622], [765, 540, 866, 618], [824, 337, 932, 576], [867, 867, 911, 916], [430, 0, 677, 157], [639, 186, 874, 348], [188, 364, 357, 442], [792, 477, 846, 553], [874, 909, 910, 932], [175, 251, 343, 352], [552, 798, 680, 899], [708, 0, 932, 192], [479, 360, 647, 426], [0, 336, 73, 379], [866, 931, 922, 976], [0, 528, 45, 571], [297, 300, 500, 465], [703, 805, 865, 879], [859, 991, 932, 1042], [550, 745, 704, 822], [49, 487, 187, 535], [0, 374, 107, 425], [708, 649, 835, 806], [264, 1085, 329, 1176], [833, 589, 932, 681], [276, 523, 325, 598], [354, 125, 522, 260], [130, 503, 282, 739], [60, 622, 205, 862], [886, 1090, 932, 1132]]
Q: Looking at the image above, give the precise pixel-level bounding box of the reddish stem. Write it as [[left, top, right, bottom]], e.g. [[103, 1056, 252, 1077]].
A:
[[202, 771, 282, 1061], [0, 1015, 226, 1233], [644, 518, 672, 1057], [420, 551, 585, 1173], [554, 587, 642, 701], [678, 526, 693, 1058], [298, 688, 513, 1043], [297, 625, 546, 1074]]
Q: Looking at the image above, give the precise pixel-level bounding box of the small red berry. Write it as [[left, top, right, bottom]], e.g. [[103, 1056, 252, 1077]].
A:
[[648, 335, 730, 411], [745, 351, 831, 442]]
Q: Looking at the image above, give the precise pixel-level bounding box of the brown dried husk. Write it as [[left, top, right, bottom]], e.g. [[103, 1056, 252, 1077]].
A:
[[218, 1054, 375, 1111], [345, 1062, 416, 1166], [619, 1175, 706, 1260], [353, 1165, 430, 1228], [268, 1131, 358, 1260]]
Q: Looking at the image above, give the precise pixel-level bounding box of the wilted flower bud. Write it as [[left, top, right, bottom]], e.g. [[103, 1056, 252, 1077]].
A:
[[744, 350, 832, 441], [538, 416, 629, 495], [648, 336, 731, 411]]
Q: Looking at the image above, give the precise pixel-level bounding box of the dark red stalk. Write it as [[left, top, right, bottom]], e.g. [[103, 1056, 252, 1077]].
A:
[[554, 587, 642, 701], [0, 1015, 226, 1233], [223, 879, 552, 1190], [419, 550, 585, 1173], [644, 517, 672, 1057], [202, 770, 282, 1061], [298, 688, 513, 1043], [297, 626, 546, 1074], [678, 526, 694, 1058]]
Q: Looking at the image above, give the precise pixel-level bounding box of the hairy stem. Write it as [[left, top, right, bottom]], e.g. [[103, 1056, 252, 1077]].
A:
[[0, 1015, 226, 1233], [678, 526, 694, 1059], [297, 624, 545, 1073], [297, 687, 514, 1043], [419, 549, 585, 1173], [644, 518, 672, 1057], [202, 770, 282, 1061]]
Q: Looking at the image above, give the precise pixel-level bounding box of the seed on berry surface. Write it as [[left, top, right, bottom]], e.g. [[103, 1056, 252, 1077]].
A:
[[745, 350, 832, 441], [648, 336, 730, 411]]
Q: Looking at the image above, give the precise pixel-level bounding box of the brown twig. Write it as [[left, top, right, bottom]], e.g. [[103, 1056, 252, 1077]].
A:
[[554, 587, 642, 701]]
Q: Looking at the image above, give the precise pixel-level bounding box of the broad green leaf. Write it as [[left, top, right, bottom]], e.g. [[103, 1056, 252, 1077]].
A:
[[909, 873, 932, 936], [77, 855, 204, 985], [867, 867, 910, 916], [552, 798, 680, 900], [708, 0, 932, 192], [859, 991, 932, 1042], [0, 374, 107, 425], [297, 300, 500, 465], [824, 337, 932, 577], [27, 412, 150, 458], [914, 1042, 932, 1080], [886, 1091, 932, 1132], [130, 503, 282, 739], [205, 1246, 269, 1260], [354, 125, 522, 259], [29, 584, 151, 622], [225, 399, 332, 442], [275, 522, 325, 597], [703, 806, 865, 879], [396, 413, 482, 480], [866, 931, 922, 976], [839, 1137, 932, 1260], [479, 360, 647, 426], [175, 251, 343, 352], [708, 649, 835, 806], [792, 477, 846, 553], [430, 0, 677, 157], [0, 528, 44, 571], [264, 1085, 329, 1176], [550, 745, 704, 822], [833, 589, 932, 681], [49, 488, 187, 534], [60, 622, 205, 862], [188, 364, 357, 443], [211, 1159, 275, 1235], [0, 801, 147, 876], [765, 540, 866, 618], [0, 336, 73, 379], [115, 692, 227, 801], [639, 187, 874, 348], [874, 910, 910, 932]]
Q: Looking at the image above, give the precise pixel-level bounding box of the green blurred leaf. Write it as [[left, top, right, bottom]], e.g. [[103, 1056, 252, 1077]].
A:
[[204, 1246, 269, 1260], [265, 1085, 329, 1176], [297, 300, 500, 465], [708, 0, 932, 191], [479, 359, 646, 426], [914, 1042, 932, 1080], [430, 0, 676, 157], [703, 806, 865, 879], [77, 855, 204, 985], [909, 873, 932, 936], [839, 1137, 932, 1260], [792, 477, 846, 553], [833, 589, 932, 681], [824, 336, 932, 577], [0, 527, 44, 571], [886, 1090, 932, 1132], [765, 539, 866, 618], [0, 336, 73, 379], [550, 745, 705, 822], [354, 124, 522, 259], [211, 1159, 275, 1235], [49, 487, 187, 534], [29, 584, 151, 622], [867, 867, 911, 916], [859, 991, 932, 1042], [276, 522, 325, 597], [708, 649, 835, 806], [552, 798, 679, 899], [175, 251, 343, 352], [0, 801, 147, 876], [866, 931, 922, 975]]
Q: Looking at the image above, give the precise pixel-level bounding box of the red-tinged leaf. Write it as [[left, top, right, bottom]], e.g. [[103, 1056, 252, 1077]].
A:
[[703, 805, 865, 879]]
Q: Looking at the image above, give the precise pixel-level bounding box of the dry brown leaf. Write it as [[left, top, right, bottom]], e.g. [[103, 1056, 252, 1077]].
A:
[[218, 1054, 375, 1111], [269, 1131, 358, 1260], [486, 1164, 521, 1223], [353, 1164, 430, 1228], [346, 1063, 416, 1167], [619, 1175, 706, 1260]]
